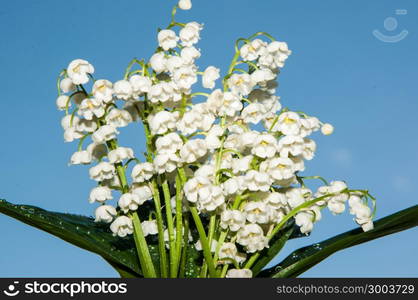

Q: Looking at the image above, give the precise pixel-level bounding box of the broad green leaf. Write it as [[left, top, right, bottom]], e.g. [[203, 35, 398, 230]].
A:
[[257, 205, 418, 278], [0, 199, 143, 277], [106, 260, 140, 278], [251, 225, 294, 276], [0, 199, 202, 278]]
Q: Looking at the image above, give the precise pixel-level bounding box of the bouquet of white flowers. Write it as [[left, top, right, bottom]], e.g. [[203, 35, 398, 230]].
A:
[[1, 0, 416, 278]]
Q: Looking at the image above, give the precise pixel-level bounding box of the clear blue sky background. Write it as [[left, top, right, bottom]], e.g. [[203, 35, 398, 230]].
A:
[[0, 0, 417, 277]]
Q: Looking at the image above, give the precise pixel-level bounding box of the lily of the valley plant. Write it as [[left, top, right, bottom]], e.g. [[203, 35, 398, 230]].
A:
[[1, 0, 417, 278]]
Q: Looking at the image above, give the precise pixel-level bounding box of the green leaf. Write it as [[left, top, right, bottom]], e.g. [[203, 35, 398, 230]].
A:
[[257, 205, 418, 278], [0, 199, 142, 277], [106, 260, 141, 278], [251, 225, 294, 276], [184, 245, 201, 278], [0, 199, 202, 278]]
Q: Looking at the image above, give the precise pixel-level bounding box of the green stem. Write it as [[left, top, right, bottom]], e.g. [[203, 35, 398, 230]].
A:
[[220, 264, 229, 278], [179, 216, 189, 278], [151, 180, 169, 278], [201, 214, 216, 277], [162, 177, 177, 277], [124, 58, 143, 79], [207, 215, 216, 250], [200, 262, 208, 278], [106, 139, 129, 192], [135, 106, 169, 278], [178, 167, 217, 278], [298, 175, 329, 186], [77, 133, 91, 152], [107, 139, 157, 277], [232, 194, 243, 210], [174, 172, 183, 274], [213, 230, 228, 265], [190, 92, 210, 98], [190, 207, 217, 278], [247, 31, 276, 41], [131, 212, 157, 278]]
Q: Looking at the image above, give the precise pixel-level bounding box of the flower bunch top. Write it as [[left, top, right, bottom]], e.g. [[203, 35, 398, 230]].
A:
[[55, 0, 375, 278]]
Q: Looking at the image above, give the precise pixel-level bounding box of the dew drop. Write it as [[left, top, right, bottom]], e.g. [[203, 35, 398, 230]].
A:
[[313, 243, 322, 250]]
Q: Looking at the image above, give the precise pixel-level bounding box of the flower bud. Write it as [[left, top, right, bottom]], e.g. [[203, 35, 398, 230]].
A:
[[59, 77, 75, 93], [56, 95, 70, 111], [321, 123, 334, 135], [178, 0, 192, 10]]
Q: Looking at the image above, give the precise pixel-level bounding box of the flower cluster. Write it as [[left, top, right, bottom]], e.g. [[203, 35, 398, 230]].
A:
[[55, 0, 375, 278]]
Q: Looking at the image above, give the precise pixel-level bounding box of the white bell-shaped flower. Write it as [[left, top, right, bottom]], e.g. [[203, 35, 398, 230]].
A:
[[158, 29, 179, 50], [179, 22, 202, 47], [148, 111, 179, 135], [150, 52, 167, 73], [105, 109, 133, 128], [78, 98, 105, 120], [77, 119, 98, 133], [89, 186, 113, 203], [132, 184, 154, 203], [60, 77, 75, 93], [110, 216, 133, 237], [92, 79, 114, 103], [202, 66, 220, 89], [153, 153, 181, 174], [94, 205, 117, 223], [92, 125, 119, 144], [89, 162, 116, 181], [142, 220, 158, 236], [240, 39, 267, 61], [251, 133, 277, 158], [87, 143, 107, 161], [67, 59, 94, 85], [226, 269, 253, 278], [180, 139, 207, 163], [227, 73, 255, 96], [260, 157, 295, 182], [131, 162, 154, 183], [118, 192, 144, 213], [237, 224, 268, 253], [277, 112, 301, 136], [220, 210, 246, 232], [108, 147, 134, 164], [155, 132, 183, 154], [113, 80, 133, 100], [70, 150, 92, 165], [56, 95, 70, 111], [243, 201, 271, 224], [244, 170, 272, 192], [129, 75, 152, 97]]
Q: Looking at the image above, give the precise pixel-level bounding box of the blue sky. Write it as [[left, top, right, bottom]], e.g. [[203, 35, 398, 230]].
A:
[[0, 0, 417, 277]]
